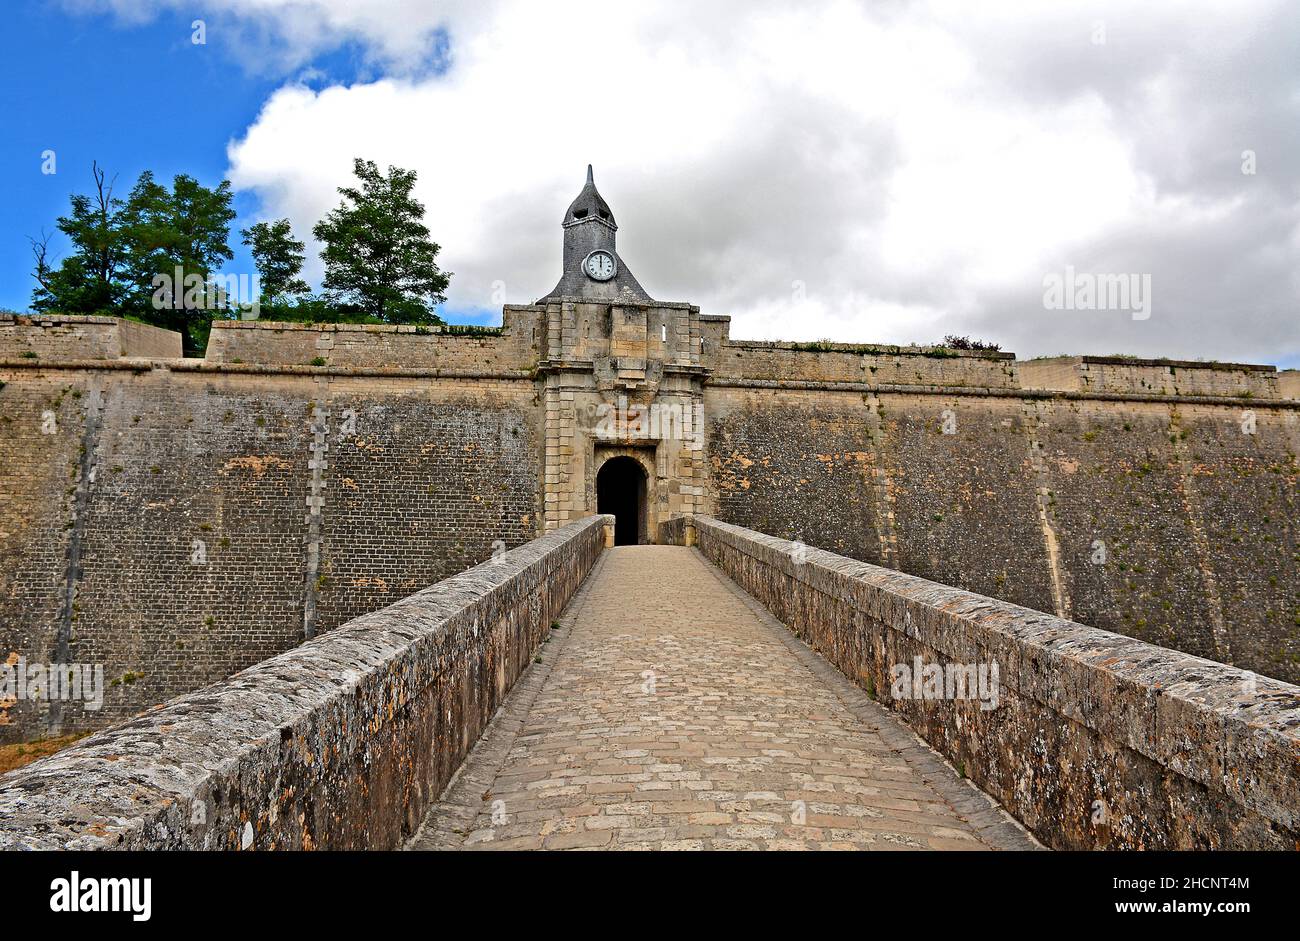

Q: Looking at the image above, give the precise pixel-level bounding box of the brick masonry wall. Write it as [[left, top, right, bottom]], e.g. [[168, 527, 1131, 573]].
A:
[[687, 516, 1300, 851], [315, 377, 542, 631], [707, 388, 887, 564], [0, 364, 542, 742], [0, 370, 81, 736], [65, 370, 313, 734], [0, 516, 608, 850], [704, 385, 1300, 684], [1031, 399, 1220, 657]]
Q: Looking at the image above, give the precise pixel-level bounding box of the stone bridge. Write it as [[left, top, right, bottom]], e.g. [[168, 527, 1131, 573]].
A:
[[1, 517, 1296, 851]]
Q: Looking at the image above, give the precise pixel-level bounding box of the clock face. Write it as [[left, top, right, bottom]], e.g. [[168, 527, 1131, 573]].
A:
[[584, 250, 616, 282]]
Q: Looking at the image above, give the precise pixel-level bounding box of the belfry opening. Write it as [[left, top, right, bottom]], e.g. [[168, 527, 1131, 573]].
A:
[[596, 457, 648, 546]]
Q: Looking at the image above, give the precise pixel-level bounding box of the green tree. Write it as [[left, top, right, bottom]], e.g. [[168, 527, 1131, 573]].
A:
[[119, 171, 236, 354], [312, 158, 450, 324], [242, 218, 310, 304], [30, 163, 129, 316]]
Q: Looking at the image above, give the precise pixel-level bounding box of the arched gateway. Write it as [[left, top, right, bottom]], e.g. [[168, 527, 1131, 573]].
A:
[[596, 456, 648, 545]]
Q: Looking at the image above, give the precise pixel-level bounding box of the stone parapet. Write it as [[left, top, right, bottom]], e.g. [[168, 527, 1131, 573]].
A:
[[707, 339, 1019, 389], [1019, 355, 1281, 399], [204, 310, 541, 372], [0, 314, 181, 361], [0, 516, 606, 850], [689, 515, 1300, 850]]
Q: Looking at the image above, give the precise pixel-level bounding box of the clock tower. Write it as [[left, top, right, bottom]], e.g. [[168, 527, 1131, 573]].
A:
[[538, 165, 652, 303], [533, 165, 708, 545]]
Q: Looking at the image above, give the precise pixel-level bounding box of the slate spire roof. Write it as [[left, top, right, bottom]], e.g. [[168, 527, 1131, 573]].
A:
[[537, 165, 652, 303], [563, 165, 616, 228]]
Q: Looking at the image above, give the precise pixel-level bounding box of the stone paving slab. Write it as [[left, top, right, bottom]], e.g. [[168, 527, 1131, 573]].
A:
[[409, 546, 1039, 852]]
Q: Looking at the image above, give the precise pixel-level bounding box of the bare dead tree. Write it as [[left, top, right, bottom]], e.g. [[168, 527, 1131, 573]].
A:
[[89, 160, 120, 286], [29, 229, 54, 291]]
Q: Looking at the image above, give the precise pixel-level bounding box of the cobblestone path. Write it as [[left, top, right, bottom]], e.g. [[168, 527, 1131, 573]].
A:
[[410, 546, 1037, 851]]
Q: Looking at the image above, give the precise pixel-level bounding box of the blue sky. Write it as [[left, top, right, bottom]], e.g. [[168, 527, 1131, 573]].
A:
[[0, 2, 491, 325], [1, 5, 258, 309]]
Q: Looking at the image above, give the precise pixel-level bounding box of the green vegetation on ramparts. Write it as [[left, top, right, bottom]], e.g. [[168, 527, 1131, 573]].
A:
[[28, 158, 453, 355]]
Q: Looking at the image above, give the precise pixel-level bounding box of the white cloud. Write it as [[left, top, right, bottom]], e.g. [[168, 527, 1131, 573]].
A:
[[63, 0, 473, 69], [80, 0, 1300, 363]]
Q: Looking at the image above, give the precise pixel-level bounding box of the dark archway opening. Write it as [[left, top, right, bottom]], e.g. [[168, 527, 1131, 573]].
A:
[[596, 456, 647, 546]]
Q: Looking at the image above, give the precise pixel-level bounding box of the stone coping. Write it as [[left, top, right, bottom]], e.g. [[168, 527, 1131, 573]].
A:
[[0, 314, 119, 325], [721, 339, 1015, 360], [211, 320, 506, 337], [705, 376, 1297, 407], [1028, 354, 1278, 373], [0, 358, 534, 381]]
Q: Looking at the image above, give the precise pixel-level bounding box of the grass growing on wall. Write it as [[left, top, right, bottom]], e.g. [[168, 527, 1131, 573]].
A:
[[0, 733, 91, 775]]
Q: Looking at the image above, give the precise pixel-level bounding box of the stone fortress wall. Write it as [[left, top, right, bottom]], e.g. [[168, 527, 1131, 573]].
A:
[[0, 309, 1296, 743], [0, 313, 543, 741], [702, 314, 1299, 688]]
